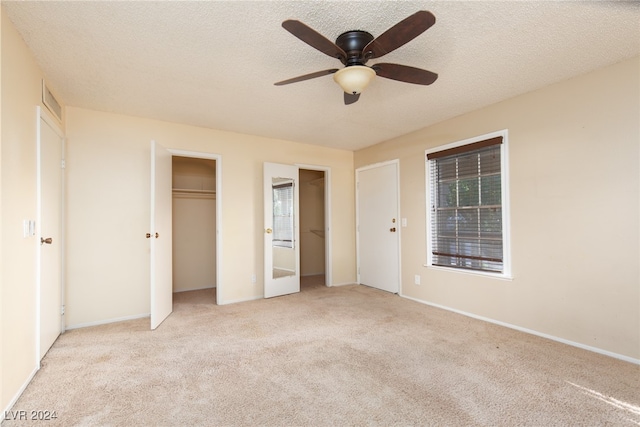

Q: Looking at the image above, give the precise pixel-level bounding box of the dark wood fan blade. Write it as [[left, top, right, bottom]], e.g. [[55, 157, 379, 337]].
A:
[[282, 20, 346, 62], [344, 92, 360, 105], [373, 63, 438, 85], [274, 69, 339, 86], [364, 11, 436, 59]]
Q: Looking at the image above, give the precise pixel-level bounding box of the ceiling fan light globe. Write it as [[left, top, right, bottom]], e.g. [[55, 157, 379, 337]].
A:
[[333, 66, 375, 95]]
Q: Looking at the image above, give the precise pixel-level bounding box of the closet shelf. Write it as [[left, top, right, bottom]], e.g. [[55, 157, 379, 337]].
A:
[[172, 188, 216, 195], [172, 188, 216, 199]]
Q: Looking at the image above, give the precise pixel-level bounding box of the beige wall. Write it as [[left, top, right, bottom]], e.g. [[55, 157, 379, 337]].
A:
[[355, 57, 640, 360], [172, 195, 216, 292], [0, 8, 56, 413], [64, 107, 355, 327]]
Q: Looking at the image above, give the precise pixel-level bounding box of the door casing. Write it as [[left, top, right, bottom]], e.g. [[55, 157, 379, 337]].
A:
[[168, 149, 222, 303], [296, 164, 332, 287]]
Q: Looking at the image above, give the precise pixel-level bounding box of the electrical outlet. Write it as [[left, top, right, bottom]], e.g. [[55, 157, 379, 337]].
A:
[[402, 218, 408, 227], [251, 274, 257, 284], [414, 275, 421, 285]]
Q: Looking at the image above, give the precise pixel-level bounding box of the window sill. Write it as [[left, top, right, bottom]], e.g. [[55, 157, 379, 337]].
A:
[[423, 264, 513, 281]]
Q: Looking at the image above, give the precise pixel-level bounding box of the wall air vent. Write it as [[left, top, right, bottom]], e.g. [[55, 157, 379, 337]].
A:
[[42, 80, 62, 122]]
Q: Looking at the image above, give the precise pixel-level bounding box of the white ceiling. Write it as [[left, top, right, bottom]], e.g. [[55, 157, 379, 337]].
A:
[[4, 1, 639, 151]]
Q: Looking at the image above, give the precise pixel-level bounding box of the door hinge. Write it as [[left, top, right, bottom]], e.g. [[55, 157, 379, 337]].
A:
[[61, 160, 66, 169], [61, 305, 66, 315]]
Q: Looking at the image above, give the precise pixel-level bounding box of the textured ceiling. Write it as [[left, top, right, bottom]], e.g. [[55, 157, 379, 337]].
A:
[[4, 1, 639, 151]]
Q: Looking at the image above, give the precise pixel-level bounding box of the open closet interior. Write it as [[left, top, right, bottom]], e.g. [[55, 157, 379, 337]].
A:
[[299, 169, 326, 289], [172, 156, 217, 302]]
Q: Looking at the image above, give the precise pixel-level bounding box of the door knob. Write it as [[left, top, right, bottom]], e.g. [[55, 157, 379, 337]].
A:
[[265, 228, 273, 234], [41, 237, 53, 245], [389, 227, 396, 232]]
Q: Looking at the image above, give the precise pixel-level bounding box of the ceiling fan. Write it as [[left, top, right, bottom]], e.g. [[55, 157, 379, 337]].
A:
[[274, 11, 438, 105]]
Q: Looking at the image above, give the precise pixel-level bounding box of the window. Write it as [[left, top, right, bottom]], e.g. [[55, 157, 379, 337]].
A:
[[426, 132, 510, 276], [272, 180, 294, 248]]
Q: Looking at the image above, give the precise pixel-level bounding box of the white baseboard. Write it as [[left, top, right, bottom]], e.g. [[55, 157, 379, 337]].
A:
[[400, 294, 640, 365], [65, 313, 150, 331], [2, 366, 38, 422]]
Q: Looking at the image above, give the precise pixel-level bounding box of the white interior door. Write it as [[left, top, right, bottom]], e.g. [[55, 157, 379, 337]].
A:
[[38, 110, 64, 359], [150, 140, 173, 329], [264, 162, 300, 298], [357, 161, 400, 293]]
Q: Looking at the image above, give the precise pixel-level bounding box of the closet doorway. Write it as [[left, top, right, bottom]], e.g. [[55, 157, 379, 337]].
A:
[[172, 156, 217, 305], [299, 168, 329, 290]]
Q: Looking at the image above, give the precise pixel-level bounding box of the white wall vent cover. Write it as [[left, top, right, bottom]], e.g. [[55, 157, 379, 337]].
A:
[[42, 80, 62, 122]]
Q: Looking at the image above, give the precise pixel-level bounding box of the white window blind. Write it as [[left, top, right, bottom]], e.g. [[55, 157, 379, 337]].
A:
[[273, 181, 294, 248], [427, 137, 504, 273]]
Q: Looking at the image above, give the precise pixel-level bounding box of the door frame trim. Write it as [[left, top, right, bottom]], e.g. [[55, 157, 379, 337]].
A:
[[355, 159, 402, 293], [167, 149, 223, 304], [36, 106, 65, 367], [296, 164, 332, 287]]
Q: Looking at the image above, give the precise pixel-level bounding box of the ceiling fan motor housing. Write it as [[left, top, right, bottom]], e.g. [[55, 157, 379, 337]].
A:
[[336, 30, 374, 66]]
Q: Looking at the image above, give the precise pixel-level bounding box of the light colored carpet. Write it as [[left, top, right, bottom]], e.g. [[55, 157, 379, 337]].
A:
[[5, 279, 639, 426]]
